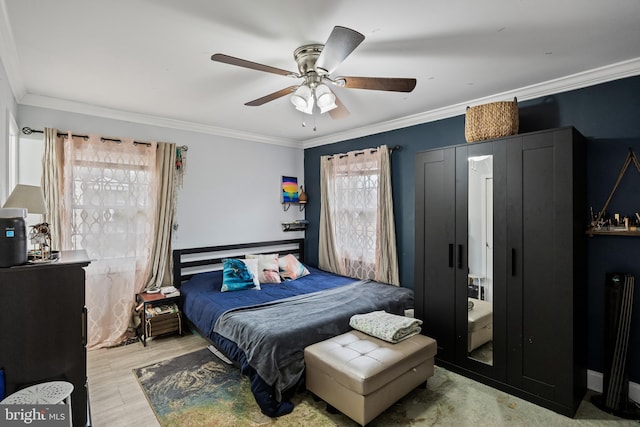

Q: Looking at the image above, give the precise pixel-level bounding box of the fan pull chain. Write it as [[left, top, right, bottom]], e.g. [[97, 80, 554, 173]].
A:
[[300, 112, 318, 131]]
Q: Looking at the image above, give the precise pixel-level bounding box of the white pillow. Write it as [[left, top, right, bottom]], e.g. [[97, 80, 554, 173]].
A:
[[246, 253, 281, 284]]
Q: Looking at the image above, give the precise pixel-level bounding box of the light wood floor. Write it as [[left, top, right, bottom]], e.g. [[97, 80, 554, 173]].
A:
[[87, 331, 638, 427], [87, 331, 208, 427]]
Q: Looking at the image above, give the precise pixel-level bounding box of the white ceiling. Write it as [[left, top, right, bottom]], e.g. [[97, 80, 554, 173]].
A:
[[2, 0, 640, 147]]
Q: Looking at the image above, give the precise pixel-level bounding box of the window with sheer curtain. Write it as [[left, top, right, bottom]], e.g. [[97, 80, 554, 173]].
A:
[[43, 129, 178, 349], [59, 135, 158, 348], [333, 155, 378, 278], [319, 145, 399, 285]]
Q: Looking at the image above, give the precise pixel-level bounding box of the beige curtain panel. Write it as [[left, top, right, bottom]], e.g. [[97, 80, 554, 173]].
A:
[[375, 145, 400, 286], [41, 128, 64, 251], [144, 142, 177, 290]]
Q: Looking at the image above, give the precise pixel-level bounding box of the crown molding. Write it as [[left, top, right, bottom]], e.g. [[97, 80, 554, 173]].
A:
[[18, 93, 299, 148], [0, 0, 26, 101], [303, 57, 640, 149], [12, 53, 640, 150]]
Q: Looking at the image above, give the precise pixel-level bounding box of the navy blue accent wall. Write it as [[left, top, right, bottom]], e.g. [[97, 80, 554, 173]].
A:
[[304, 75, 640, 382]]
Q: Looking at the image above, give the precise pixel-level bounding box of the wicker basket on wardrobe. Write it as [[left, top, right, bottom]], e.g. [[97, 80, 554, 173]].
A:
[[465, 97, 519, 143]]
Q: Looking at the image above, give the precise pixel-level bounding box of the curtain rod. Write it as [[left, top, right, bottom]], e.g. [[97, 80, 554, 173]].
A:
[[21, 127, 188, 151], [328, 144, 401, 160]]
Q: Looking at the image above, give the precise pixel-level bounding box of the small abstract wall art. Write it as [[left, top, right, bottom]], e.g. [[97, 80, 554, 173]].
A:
[[282, 176, 299, 203]]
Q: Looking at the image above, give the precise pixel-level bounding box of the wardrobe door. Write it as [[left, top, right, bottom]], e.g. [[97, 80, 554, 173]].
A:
[[455, 140, 508, 381], [415, 147, 456, 362], [506, 128, 586, 415]]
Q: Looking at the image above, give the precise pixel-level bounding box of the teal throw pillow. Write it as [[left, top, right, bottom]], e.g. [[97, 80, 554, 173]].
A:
[[222, 258, 260, 292]]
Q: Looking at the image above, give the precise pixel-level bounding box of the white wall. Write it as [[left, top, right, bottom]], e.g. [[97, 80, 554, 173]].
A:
[[17, 135, 42, 185], [0, 56, 19, 204], [16, 105, 306, 249]]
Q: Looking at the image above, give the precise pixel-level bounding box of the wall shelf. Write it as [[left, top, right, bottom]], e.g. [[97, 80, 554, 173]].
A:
[[588, 148, 640, 235], [282, 203, 306, 212], [587, 229, 640, 237], [282, 221, 308, 232]]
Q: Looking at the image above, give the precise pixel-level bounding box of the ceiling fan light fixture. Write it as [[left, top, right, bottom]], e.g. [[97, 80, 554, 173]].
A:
[[315, 83, 337, 113], [213, 26, 416, 121]]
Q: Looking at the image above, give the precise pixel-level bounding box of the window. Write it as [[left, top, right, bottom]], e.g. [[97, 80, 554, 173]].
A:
[[68, 156, 155, 265], [331, 159, 379, 279]]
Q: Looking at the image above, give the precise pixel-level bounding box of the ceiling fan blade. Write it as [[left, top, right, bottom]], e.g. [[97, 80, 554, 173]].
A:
[[211, 53, 298, 77], [329, 94, 350, 119], [315, 26, 365, 74], [244, 86, 298, 106], [340, 76, 417, 92]]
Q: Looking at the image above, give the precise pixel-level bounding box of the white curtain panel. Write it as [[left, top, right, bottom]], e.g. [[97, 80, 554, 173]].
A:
[[59, 134, 159, 349]]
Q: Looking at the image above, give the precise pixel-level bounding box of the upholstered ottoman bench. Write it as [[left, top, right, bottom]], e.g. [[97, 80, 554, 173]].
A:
[[304, 330, 437, 426], [467, 297, 493, 352]]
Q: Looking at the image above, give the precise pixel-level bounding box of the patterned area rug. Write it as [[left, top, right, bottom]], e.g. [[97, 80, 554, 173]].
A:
[[133, 348, 634, 427]]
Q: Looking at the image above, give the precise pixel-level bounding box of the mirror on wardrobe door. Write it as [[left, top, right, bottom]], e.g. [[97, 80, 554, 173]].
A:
[[467, 154, 494, 366]]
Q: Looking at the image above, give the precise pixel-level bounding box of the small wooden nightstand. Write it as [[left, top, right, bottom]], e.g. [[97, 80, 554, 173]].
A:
[[135, 292, 182, 346]]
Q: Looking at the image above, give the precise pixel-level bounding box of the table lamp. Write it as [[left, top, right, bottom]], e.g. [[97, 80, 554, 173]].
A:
[[2, 184, 50, 260]]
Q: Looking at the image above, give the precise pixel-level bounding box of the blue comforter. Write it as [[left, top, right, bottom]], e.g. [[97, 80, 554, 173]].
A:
[[214, 280, 414, 401], [179, 266, 413, 417], [181, 266, 355, 338]]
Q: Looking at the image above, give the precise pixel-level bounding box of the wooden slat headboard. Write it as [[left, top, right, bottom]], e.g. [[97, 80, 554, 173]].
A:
[[172, 238, 305, 287]]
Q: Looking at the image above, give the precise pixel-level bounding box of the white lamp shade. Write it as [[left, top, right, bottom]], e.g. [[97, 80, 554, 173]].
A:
[[291, 85, 314, 114], [291, 85, 311, 107], [315, 84, 337, 113], [2, 184, 47, 215]]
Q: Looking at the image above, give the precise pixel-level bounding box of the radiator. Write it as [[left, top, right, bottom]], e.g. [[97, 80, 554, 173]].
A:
[[592, 273, 638, 419]]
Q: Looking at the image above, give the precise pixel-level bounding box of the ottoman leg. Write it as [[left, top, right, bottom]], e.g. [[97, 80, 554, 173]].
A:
[[327, 403, 340, 414], [326, 403, 340, 414]]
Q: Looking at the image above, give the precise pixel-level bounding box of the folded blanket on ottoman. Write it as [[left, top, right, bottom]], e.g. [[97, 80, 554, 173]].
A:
[[349, 310, 422, 343]]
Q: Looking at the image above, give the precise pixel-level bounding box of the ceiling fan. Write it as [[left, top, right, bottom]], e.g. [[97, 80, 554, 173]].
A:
[[211, 26, 417, 119]]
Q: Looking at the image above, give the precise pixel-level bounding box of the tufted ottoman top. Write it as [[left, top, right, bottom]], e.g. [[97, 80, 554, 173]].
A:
[[304, 330, 436, 396]]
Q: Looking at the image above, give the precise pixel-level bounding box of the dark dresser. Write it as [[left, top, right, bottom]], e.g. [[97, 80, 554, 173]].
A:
[[0, 250, 91, 426]]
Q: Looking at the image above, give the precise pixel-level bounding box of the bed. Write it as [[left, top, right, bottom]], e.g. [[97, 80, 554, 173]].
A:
[[173, 239, 414, 417]]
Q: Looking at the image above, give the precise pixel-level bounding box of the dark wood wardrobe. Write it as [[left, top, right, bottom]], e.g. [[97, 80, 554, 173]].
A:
[[414, 127, 587, 417]]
